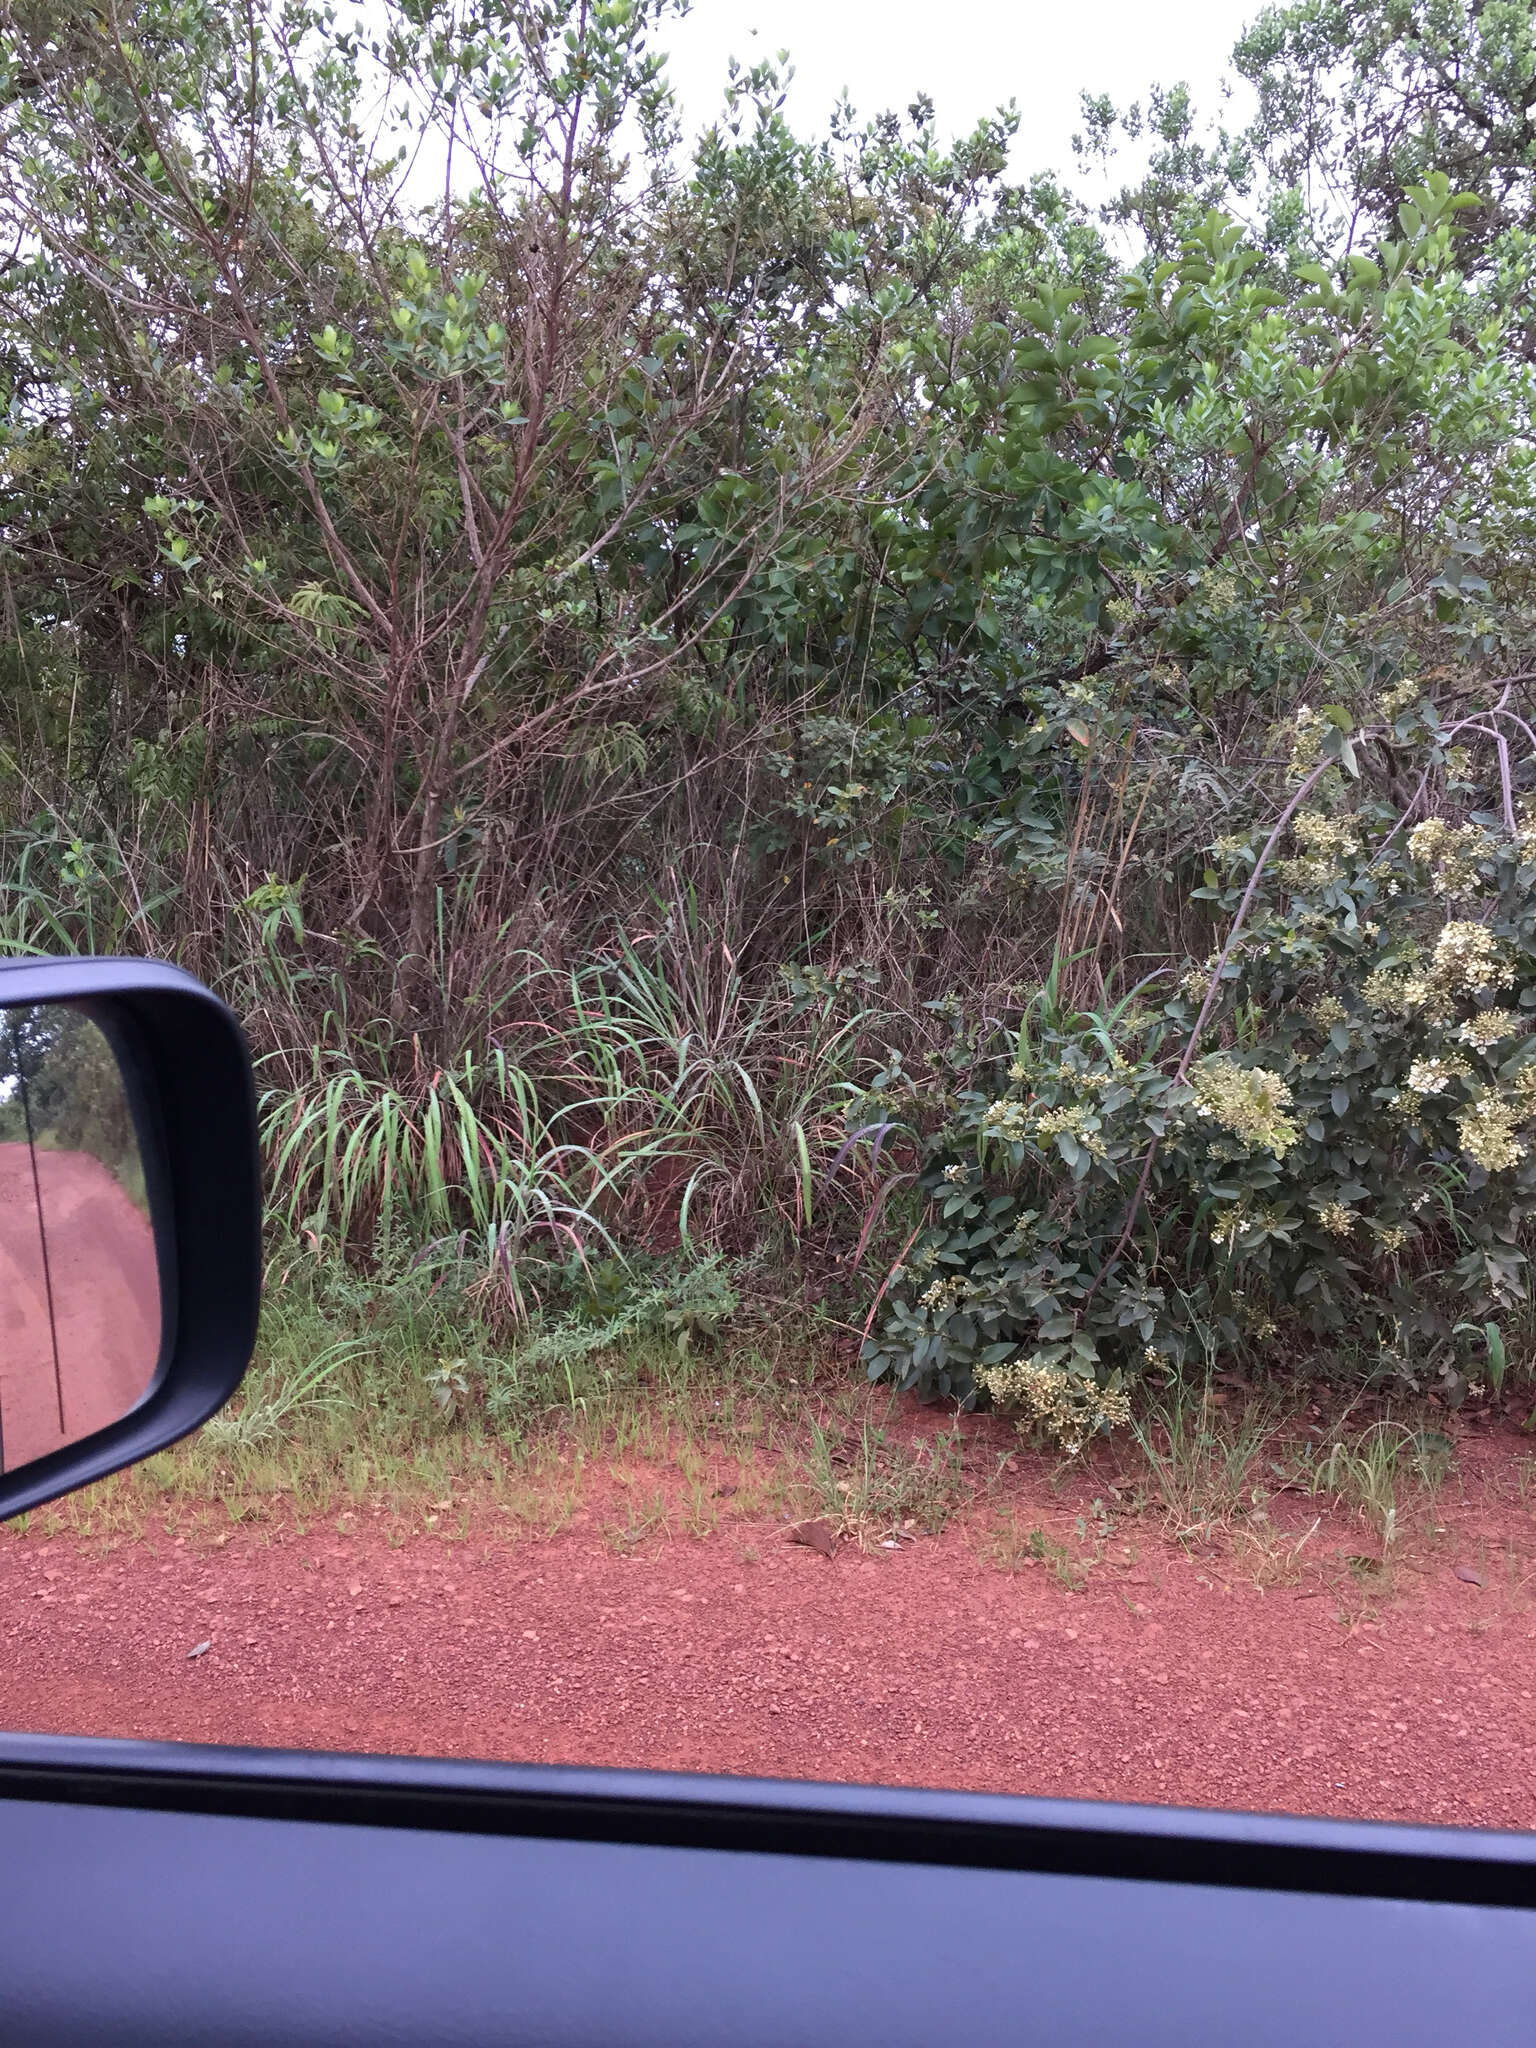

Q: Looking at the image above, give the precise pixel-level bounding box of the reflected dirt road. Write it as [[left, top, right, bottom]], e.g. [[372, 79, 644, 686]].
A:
[[0, 1143, 160, 1470]]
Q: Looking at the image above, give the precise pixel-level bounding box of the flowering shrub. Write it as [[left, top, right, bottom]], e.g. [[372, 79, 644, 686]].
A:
[[863, 724, 1536, 1445]]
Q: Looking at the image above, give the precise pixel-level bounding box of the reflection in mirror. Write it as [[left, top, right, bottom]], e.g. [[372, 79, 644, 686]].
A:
[[0, 1004, 161, 1474]]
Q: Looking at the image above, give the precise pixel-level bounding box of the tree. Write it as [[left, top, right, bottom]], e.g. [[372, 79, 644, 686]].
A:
[[1236, 0, 1536, 267]]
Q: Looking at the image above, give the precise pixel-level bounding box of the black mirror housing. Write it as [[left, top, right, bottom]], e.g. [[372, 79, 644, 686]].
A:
[[0, 958, 260, 1520]]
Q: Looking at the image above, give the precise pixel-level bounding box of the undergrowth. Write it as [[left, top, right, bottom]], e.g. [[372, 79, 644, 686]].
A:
[[8, 1244, 1481, 1596]]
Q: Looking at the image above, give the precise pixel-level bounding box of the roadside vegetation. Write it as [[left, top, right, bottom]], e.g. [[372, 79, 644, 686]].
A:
[[3, 0, 1536, 1516]]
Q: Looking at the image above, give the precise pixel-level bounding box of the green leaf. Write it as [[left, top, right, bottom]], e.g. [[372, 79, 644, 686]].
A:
[[1486, 1324, 1507, 1396]]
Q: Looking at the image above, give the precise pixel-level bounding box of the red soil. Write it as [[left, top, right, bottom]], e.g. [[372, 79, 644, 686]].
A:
[[4, 1426, 1536, 1829], [0, 1143, 159, 1470]]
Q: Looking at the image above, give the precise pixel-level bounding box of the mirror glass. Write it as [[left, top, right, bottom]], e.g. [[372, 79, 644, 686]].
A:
[[0, 1003, 161, 1473]]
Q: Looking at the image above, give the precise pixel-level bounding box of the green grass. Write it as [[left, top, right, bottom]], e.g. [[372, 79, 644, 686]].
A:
[[9, 1245, 858, 1543], [1123, 1373, 1458, 1556], [802, 1410, 975, 1546], [1293, 1416, 1455, 1548], [254, 925, 890, 1310], [980, 1517, 1092, 1589], [1127, 1379, 1286, 1542]]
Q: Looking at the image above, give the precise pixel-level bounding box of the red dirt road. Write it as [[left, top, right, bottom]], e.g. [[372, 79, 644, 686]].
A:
[[0, 1142, 159, 1470], [4, 1476, 1536, 1828]]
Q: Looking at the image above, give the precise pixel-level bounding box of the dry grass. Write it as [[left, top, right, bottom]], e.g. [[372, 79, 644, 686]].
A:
[[1118, 1375, 1460, 1573], [800, 1409, 980, 1548]]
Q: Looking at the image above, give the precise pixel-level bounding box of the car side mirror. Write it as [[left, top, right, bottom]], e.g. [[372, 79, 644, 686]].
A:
[[0, 958, 260, 1520]]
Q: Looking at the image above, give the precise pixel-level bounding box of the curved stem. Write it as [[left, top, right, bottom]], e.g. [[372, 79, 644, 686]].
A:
[[1078, 751, 1337, 1315]]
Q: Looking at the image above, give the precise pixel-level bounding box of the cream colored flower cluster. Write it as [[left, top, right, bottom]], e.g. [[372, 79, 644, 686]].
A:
[[1405, 1054, 1470, 1097], [974, 1354, 1131, 1456], [1408, 817, 1489, 896], [1033, 1102, 1108, 1159], [919, 1274, 967, 1312], [1316, 1200, 1358, 1236], [1439, 1067, 1536, 1176], [1210, 832, 1254, 864], [979, 1099, 1032, 1143], [1189, 1056, 1299, 1158], [1295, 810, 1362, 860], [1458, 1010, 1522, 1051], [1053, 1062, 1118, 1091], [1361, 961, 1447, 1021], [1215, 1201, 1289, 1248], [1278, 808, 1364, 890], [1455, 1097, 1524, 1174], [1364, 922, 1513, 1021], [1377, 677, 1422, 720], [1289, 704, 1325, 778], [1433, 919, 1514, 992]]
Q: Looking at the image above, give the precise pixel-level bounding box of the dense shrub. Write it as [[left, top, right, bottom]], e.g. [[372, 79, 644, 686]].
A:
[[864, 708, 1536, 1441]]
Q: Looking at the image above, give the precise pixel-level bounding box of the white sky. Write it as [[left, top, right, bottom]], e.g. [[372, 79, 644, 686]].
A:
[[347, 0, 1261, 218], [660, 0, 1259, 188]]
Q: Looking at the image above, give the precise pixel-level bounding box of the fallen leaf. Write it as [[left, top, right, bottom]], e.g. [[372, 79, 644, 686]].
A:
[[785, 1518, 838, 1559], [1454, 1564, 1485, 1587], [186, 1640, 211, 1660], [712, 1483, 738, 1499]]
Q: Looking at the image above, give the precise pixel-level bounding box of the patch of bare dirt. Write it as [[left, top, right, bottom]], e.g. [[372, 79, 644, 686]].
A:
[[0, 1143, 158, 1466], [5, 1420, 1536, 1829]]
